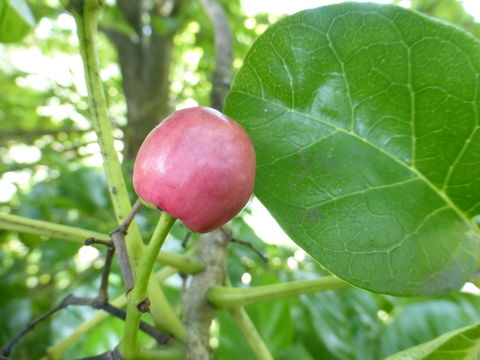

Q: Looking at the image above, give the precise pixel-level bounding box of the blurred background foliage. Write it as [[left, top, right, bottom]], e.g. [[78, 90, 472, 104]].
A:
[[1, 0, 480, 359]]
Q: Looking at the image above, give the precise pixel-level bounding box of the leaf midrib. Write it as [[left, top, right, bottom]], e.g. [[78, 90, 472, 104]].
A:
[[234, 89, 477, 231]]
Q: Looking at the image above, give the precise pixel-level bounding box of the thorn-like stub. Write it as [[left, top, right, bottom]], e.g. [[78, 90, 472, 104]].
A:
[[137, 299, 151, 313], [85, 237, 96, 245]]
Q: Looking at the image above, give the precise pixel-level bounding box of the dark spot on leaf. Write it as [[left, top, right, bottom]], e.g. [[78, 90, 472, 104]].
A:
[[304, 208, 323, 220]]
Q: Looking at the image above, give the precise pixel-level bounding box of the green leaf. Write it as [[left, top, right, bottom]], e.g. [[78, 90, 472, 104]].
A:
[[296, 289, 382, 360], [385, 321, 480, 360], [0, 0, 35, 43], [225, 3, 480, 296], [381, 293, 480, 357]]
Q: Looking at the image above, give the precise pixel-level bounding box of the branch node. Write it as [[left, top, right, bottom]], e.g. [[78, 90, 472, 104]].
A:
[[109, 227, 127, 237], [137, 298, 151, 313], [85, 237, 113, 247], [230, 238, 268, 263]]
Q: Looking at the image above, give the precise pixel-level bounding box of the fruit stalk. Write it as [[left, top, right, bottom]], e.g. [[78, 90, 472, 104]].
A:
[[120, 212, 177, 358]]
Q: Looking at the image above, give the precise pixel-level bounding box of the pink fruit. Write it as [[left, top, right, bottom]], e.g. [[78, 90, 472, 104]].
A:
[[132, 106, 256, 233]]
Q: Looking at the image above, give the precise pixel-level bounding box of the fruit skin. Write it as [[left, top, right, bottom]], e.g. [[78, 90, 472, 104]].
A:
[[133, 106, 256, 233]]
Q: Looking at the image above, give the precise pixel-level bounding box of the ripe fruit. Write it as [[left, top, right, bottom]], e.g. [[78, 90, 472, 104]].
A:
[[133, 106, 256, 233]]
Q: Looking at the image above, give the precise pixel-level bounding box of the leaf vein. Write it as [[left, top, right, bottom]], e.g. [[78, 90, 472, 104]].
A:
[[232, 89, 473, 227]]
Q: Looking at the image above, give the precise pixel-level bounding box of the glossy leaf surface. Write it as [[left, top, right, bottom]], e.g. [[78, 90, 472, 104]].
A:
[[225, 3, 480, 295]]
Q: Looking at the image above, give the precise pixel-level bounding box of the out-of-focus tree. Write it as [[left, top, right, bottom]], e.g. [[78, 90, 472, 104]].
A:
[[397, 0, 480, 37]]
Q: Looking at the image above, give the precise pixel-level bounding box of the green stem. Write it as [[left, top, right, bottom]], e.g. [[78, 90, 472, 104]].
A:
[[120, 212, 177, 359], [208, 276, 349, 309], [230, 306, 273, 360], [68, 0, 185, 341], [157, 251, 205, 274], [69, 0, 144, 271], [0, 212, 109, 244], [222, 276, 273, 360], [69, 0, 134, 230], [0, 212, 205, 274], [132, 212, 176, 302], [136, 343, 185, 360]]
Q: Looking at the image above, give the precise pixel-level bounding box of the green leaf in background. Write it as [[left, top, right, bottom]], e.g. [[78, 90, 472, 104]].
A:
[[380, 293, 480, 357], [225, 2, 480, 296], [385, 321, 480, 360], [0, 0, 35, 43]]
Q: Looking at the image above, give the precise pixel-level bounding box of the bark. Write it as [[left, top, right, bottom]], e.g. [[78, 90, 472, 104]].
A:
[[199, 0, 233, 110], [181, 229, 231, 360]]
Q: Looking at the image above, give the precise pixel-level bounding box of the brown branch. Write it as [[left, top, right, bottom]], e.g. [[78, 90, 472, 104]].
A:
[[230, 238, 268, 263], [110, 198, 142, 292], [199, 0, 233, 110], [1, 294, 76, 357], [120, 198, 143, 231], [2, 219, 173, 358], [98, 303, 171, 344], [77, 348, 121, 360], [85, 237, 113, 247], [96, 247, 115, 305], [1, 295, 171, 357], [219, 228, 268, 262]]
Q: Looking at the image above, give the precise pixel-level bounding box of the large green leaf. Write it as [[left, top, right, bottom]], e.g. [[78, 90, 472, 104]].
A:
[[225, 3, 480, 296], [0, 0, 35, 43], [385, 321, 480, 360]]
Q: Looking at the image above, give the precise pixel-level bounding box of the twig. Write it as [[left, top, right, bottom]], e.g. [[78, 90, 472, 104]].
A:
[[1, 294, 171, 357], [181, 231, 191, 248], [98, 303, 171, 344], [46, 265, 183, 360], [230, 238, 268, 263], [110, 198, 142, 292], [119, 199, 142, 232], [95, 247, 115, 305], [85, 237, 113, 247], [0, 212, 111, 246], [220, 228, 268, 263], [2, 294, 76, 357], [77, 348, 120, 360]]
